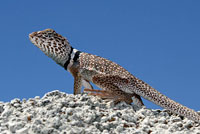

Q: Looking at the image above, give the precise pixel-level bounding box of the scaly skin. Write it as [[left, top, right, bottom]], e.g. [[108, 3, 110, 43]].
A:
[[29, 29, 200, 123]]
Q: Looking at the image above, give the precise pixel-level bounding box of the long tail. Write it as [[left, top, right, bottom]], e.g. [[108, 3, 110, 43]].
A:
[[133, 79, 200, 123]]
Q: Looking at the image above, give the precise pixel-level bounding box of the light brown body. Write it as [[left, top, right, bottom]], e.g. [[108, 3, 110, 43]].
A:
[[29, 29, 200, 123], [69, 52, 144, 105]]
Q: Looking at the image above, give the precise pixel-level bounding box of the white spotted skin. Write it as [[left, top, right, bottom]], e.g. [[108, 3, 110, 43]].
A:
[[79, 53, 134, 93], [78, 53, 200, 123]]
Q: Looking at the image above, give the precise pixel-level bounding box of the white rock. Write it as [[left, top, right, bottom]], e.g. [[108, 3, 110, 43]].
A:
[[16, 127, 29, 134], [0, 90, 200, 134]]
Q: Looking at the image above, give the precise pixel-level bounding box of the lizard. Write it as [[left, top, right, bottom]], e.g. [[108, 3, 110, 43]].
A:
[[29, 28, 200, 123]]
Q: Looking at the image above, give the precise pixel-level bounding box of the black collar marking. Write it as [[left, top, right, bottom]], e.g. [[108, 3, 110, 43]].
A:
[[73, 50, 81, 63], [64, 46, 73, 70]]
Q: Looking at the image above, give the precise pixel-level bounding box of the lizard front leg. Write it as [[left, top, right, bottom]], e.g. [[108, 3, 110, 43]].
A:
[[73, 75, 82, 94], [74, 75, 94, 94], [70, 67, 82, 95]]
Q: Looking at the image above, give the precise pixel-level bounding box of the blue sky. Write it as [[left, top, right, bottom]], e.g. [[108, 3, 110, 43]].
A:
[[0, 1, 200, 110]]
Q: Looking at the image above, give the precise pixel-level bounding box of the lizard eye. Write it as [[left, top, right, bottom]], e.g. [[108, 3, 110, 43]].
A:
[[42, 33, 52, 40], [45, 32, 53, 38]]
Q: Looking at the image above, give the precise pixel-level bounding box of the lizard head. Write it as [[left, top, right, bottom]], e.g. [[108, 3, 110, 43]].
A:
[[29, 29, 73, 67]]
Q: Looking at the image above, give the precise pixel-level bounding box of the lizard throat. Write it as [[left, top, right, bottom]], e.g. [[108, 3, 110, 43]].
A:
[[64, 47, 81, 70]]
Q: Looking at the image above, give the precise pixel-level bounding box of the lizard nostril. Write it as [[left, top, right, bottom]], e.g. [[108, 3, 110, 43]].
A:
[[29, 32, 37, 38]]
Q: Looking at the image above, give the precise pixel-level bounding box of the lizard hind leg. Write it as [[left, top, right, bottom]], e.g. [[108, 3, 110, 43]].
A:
[[84, 88, 136, 105], [85, 74, 145, 106], [131, 94, 144, 107]]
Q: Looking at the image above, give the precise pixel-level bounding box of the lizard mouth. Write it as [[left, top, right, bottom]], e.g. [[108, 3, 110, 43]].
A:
[[29, 31, 42, 39], [29, 32, 36, 39], [29, 31, 39, 45], [29, 30, 45, 47]]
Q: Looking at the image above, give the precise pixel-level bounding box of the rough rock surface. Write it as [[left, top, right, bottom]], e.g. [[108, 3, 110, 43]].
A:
[[0, 90, 200, 134]]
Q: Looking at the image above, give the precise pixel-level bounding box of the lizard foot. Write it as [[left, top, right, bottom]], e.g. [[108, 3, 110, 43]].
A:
[[84, 88, 133, 104]]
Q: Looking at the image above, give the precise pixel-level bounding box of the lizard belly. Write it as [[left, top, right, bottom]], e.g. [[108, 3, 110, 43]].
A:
[[79, 68, 99, 82]]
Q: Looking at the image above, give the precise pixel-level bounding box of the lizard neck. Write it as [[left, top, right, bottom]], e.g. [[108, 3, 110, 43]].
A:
[[64, 47, 82, 71]]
